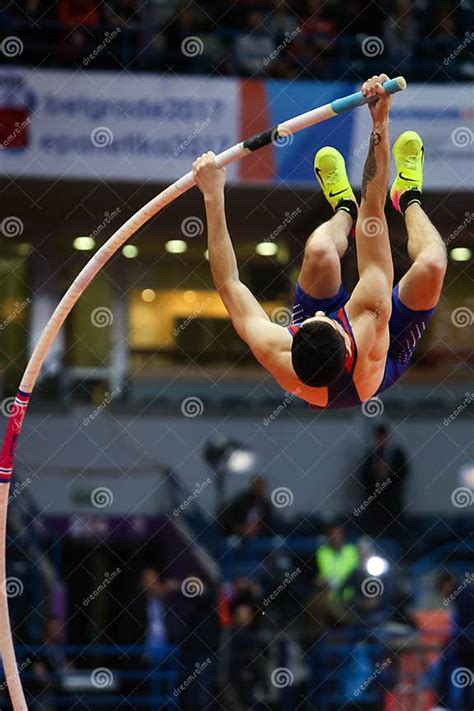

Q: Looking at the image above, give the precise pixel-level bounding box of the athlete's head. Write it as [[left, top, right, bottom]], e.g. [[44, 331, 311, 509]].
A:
[[291, 311, 350, 387]]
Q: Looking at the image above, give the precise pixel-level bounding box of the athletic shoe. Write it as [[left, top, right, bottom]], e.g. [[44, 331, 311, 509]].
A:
[[390, 130, 424, 213], [314, 146, 357, 212]]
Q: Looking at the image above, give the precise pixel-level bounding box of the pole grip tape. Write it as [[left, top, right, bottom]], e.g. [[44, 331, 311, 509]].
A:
[[243, 126, 277, 152], [0, 390, 30, 483]]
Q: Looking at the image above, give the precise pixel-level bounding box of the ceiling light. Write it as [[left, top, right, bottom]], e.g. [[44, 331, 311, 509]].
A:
[[122, 245, 138, 258], [256, 242, 278, 256], [166, 240, 188, 254], [73, 236, 95, 251], [141, 289, 156, 302], [450, 247, 472, 262]]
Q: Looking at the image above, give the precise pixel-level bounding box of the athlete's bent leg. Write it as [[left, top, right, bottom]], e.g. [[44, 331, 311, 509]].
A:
[[398, 203, 447, 310], [298, 211, 352, 299]]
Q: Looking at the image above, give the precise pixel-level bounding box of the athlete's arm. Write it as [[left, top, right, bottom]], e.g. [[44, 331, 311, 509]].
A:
[[193, 152, 284, 363], [348, 74, 394, 320]]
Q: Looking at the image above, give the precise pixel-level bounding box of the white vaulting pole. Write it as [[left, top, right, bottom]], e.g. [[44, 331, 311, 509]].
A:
[[0, 76, 406, 710]]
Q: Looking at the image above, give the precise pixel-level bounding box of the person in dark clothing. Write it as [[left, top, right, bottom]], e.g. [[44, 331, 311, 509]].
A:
[[179, 577, 220, 711], [358, 424, 410, 541], [434, 572, 474, 711], [219, 475, 274, 538]]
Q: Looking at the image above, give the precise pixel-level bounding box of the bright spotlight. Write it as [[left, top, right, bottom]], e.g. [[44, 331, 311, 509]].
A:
[[166, 240, 188, 254], [122, 245, 138, 258], [256, 242, 278, 256], [73, 236, 95, 251], [366, 556, 389, 576], [450, 247, 472, 262]]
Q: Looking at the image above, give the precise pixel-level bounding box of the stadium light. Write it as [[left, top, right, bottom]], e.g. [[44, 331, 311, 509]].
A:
[[256, 242, 278, 256], [450, 247, 472, 262], [122, 245, 138, 258], [366, 555, 389, 576], [141, 289, 156, 302], [165, 239, 188, 254], [73, 236, 95, 251]]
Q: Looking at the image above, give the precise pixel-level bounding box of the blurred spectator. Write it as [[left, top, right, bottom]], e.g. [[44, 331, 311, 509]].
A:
[[226, 602, 267, 708], [163, 3, 199, 72], [27, 617, 70, 711], [358, 424, 410, 541], [219, 475, 274, 538], [57, 0, 99, 27], [120, 568, 181, 652], [433, 572, 474, 711], [230, 576, 263, 618], [315, 522, 359, 601], [234, 12, 276, 75], [57, 0, 100, 63], [180, 575, 219, 711], [384, 0, 417, 72]]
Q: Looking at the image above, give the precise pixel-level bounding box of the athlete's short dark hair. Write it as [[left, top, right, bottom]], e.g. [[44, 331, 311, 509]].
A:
[[291, 320, 346, 387]]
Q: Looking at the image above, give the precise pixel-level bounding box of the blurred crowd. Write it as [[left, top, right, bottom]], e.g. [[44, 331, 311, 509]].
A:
[[4, 422, 473, 710], [1, 0, 472, 80]]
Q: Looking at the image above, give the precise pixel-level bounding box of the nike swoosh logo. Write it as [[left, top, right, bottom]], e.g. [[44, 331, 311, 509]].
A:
[[315, 167, 324, 186], [399, 172, 417, 182], [329, 188, 347, 197]]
